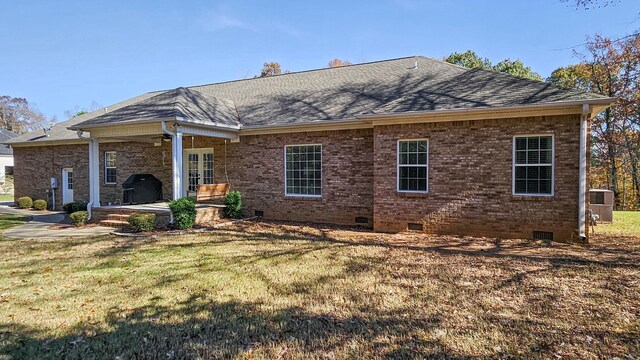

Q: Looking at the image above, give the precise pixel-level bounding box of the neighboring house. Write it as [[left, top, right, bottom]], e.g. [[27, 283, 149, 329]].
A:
[[4, 56, 614, 241], [0, 128, 18, 184]]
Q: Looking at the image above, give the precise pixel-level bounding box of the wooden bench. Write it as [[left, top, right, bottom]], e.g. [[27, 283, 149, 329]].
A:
[[196, 183, 230, 203]]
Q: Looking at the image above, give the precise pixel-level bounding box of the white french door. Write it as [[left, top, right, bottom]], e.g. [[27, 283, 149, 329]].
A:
[[183, 148, 214, 197]]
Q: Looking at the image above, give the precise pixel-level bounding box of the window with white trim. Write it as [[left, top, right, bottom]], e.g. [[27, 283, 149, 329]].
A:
[[104, 151, 117, 184], [513, 135, 553, 195], [398, 139, 428, 192], [285, 145, 322, 196]]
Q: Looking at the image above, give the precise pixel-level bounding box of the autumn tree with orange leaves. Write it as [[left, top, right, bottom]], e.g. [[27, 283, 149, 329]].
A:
[[549, 33, 640, 209]]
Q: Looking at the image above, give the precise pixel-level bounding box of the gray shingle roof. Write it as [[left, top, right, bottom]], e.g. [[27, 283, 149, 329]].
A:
[[6, 55, 610, 145], [76, 87, 240, 128], [0, 128, 18, 155], [6, 91, 161, 145]]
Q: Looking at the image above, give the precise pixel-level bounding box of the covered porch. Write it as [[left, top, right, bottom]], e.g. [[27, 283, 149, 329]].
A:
[[67, 87, 241, 224]]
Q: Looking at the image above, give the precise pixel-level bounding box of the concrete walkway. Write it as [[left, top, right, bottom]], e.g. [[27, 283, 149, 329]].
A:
[[0, 202, 113, 240]]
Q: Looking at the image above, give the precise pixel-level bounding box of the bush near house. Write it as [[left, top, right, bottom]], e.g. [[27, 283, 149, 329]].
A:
[[169, 197, 196, 229], [62, 202, 88, 214], [16, 197, 33, 209], [32, 199, 47, 211], [223, 190, 243, 219], [69, 211, 88, 227], [127, 213, 157, 232]]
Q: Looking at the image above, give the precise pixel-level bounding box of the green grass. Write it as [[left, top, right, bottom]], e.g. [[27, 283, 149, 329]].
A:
[[0, 221, 638, 359], [0, 214, 29, 231], [0, 194, 14, 202], [597, 211, 640, 237]]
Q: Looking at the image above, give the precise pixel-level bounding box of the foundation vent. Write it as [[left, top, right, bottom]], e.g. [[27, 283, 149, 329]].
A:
[[533, 231, 553, 241], [408, 223, 424, 231], [355, 216, 369, 224], [255, 210, 264, 217]]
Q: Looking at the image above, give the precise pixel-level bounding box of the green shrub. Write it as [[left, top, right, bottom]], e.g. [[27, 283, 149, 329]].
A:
[[62, 202, 87, 214], [69, 211, 88, 227], [33, 199, 47, 211], [127, 213, 156, 232], [16, 197, 33, 209], [223, 190, 243, 219], [169, 197, 196, 229]]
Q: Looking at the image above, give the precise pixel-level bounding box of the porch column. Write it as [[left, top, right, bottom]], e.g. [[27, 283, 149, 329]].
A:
[[89, 139, 101, 208], [172, 127, 183, 200]]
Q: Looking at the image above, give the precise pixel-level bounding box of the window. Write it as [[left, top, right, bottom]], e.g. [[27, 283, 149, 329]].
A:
[[590, 192, 605, 205], [104, 151, 116, 184], [513, 135, 553, 196], [397, 139, 428, 193], [67, 171, 73, 190], [285, 145, 322, 196]]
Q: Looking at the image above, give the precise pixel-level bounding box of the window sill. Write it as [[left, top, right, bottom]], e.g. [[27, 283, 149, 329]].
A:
[[397, 192, 429, 198], [512, 195, 554, 201], [284, 195, 323, 201]]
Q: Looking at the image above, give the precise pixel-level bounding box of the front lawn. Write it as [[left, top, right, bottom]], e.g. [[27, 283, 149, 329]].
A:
[[0, 221, 638, 359]]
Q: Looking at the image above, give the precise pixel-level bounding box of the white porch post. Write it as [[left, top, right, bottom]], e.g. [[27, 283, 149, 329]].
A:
[[578, 104, 589, 239], [89, 139, 101, 208], [172, 127, 183, 200]]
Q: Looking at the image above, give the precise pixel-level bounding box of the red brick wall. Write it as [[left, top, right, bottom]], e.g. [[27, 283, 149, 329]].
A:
[[12, 115, 585, 241], [188, 129, 375, 225], [13, 142, 172, 209], [13, 144, 89, 210], [98, 141, 173, 206], [372, 115, 582, 241]]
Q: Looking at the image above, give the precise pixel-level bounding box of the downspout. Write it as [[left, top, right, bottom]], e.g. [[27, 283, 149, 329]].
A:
[[578, 104, 589, 241], [76, 130, 94, 220]]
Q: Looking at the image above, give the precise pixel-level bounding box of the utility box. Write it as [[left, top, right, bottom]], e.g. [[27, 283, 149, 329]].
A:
[[589, 189, 614, 222]]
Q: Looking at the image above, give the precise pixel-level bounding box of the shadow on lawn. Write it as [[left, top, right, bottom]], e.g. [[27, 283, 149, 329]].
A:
[[218, 224, 640, 271], [1, 295, 451, 359]]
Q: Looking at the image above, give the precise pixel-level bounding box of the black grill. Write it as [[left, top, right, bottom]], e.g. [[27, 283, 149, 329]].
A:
[[122, 174, 163, 204]]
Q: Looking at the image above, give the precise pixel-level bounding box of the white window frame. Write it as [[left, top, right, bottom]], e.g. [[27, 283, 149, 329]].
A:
[[512, 134, 555, 197], [104, 151, 117, 185], [397, 139, 429, 194], [284, 144, 322, 197]]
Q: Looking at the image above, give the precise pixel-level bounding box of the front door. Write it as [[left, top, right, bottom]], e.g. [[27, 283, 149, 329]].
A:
[[183, 148, 214, 197], [62, 168, 73, 204]]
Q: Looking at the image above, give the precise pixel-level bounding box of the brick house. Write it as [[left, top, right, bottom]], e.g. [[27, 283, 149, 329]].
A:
[[5, 56, 614, 241]]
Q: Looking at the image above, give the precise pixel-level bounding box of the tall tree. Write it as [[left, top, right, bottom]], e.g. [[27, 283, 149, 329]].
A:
[[548, 33, 640, 209], [328, 58, 352, 67], [444, 51, 543, 81], [0, 96, 49, 134]]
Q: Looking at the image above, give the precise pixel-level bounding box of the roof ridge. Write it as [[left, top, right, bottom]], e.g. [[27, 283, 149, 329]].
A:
[[184, 55, 421, 90]]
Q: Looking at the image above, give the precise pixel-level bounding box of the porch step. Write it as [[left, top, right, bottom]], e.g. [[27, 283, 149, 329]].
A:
[[107, 214, 130, 221], [99, 219, 129, 228]]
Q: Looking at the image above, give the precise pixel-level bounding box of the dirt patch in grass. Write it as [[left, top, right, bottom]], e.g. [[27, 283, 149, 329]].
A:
[[0, 220, 638, 359]]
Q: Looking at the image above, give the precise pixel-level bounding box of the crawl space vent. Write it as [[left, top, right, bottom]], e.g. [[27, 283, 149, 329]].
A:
[[255, 210, 264, 217], [408, 223, 424, 231], [355, 216, 369, 224], [533, 231, 553, 241]]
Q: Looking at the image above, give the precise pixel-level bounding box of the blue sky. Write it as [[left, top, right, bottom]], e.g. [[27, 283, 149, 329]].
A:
[[1, 0, 638, 122]]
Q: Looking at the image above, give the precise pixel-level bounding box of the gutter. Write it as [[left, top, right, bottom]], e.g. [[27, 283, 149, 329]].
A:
[[68, 117, 241, 131], [355, 98, 617, 121]]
